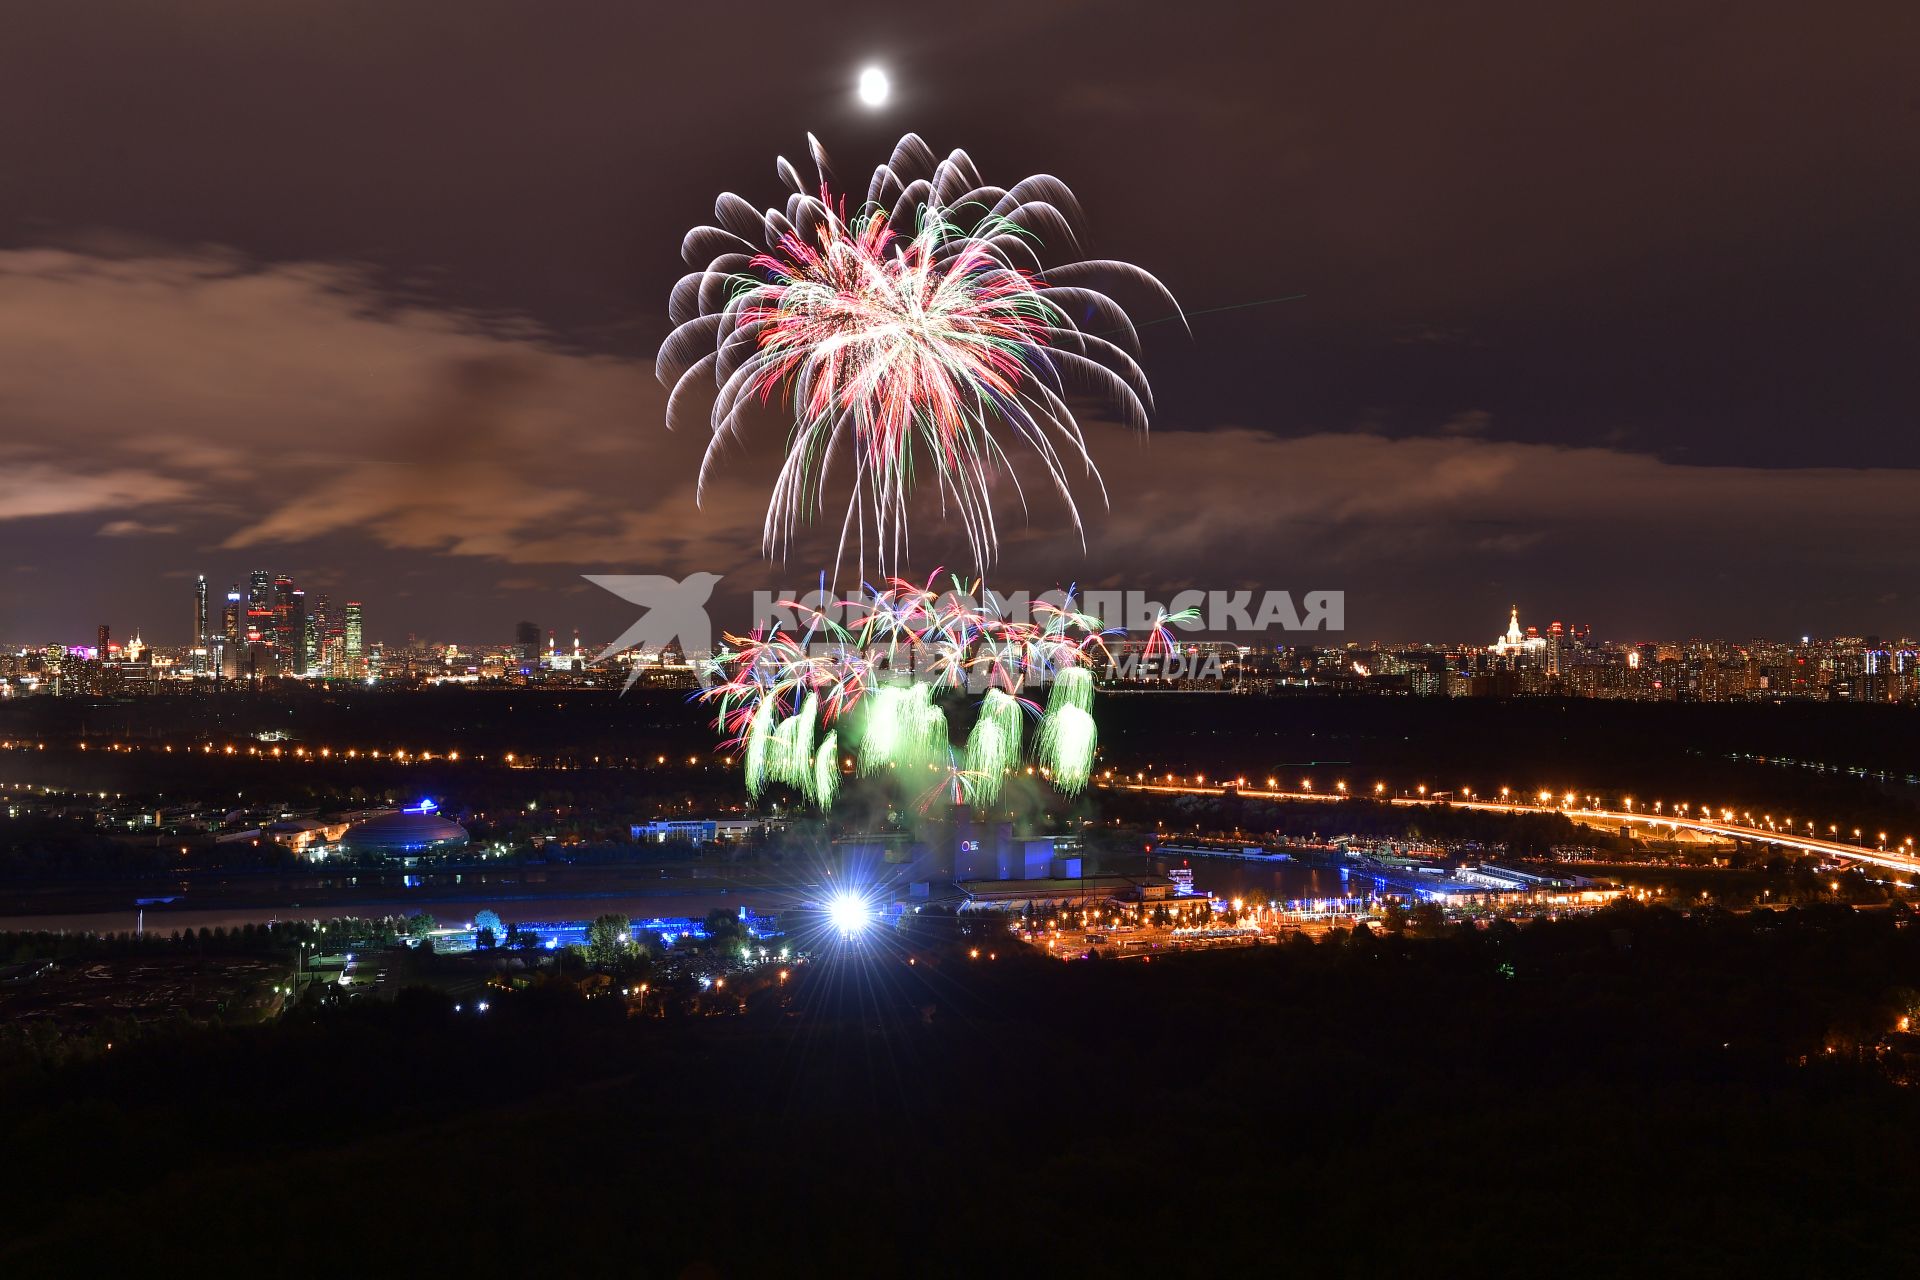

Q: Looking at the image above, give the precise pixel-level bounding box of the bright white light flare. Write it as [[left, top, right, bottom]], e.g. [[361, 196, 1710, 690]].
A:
[[827, 890, 875, 937]]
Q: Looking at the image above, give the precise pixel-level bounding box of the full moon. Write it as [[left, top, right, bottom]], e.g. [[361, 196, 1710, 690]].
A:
[[857, 66, 889, 107]]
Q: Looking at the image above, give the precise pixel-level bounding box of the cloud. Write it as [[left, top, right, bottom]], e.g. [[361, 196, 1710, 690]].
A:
[[0, 462, 192, 521], [0, 246, 678, 556], [982, 422, 1920, 604], [1439, 409, 1492, 437], [96, 518, 181, 537], [6, 245, 1920, 638], [218, 356, 596, 559]]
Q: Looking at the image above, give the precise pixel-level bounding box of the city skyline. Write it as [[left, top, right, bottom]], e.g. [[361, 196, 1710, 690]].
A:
[[12, 584, 1920, 711], [18, 586, 1920, 654]]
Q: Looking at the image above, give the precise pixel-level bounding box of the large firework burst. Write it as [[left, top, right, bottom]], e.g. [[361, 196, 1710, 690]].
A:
[[659, 133, 1180, 581]]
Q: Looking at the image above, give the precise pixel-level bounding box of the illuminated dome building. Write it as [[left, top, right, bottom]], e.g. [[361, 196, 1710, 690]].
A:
[[339, 802, 469, 856]]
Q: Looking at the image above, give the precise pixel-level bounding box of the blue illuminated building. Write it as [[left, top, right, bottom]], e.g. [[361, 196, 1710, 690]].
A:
[[431, 907, 782, 953]]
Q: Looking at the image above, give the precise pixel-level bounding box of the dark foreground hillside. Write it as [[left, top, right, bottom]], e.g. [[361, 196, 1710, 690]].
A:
[[4, 903, 1920, 1276]]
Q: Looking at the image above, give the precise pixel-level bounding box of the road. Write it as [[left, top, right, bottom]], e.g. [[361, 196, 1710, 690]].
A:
[[1100, 780, 1920, 878]]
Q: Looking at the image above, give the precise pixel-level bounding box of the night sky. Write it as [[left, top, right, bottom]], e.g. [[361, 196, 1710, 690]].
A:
[[3, 1, 1916, 646]]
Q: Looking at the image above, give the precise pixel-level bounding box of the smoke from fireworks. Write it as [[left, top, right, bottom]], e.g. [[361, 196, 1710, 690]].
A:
[[659, 134, 1181, 580]]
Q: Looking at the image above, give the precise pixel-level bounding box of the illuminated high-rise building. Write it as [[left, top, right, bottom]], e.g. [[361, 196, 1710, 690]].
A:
[[97, 623, 110, 658], [289, 588, 307, 676], [220, 586, 242, 679], [344, 602, 364, 673], [193, 574, 209, 675], [245, 569, 274, 664], [247, 570, 272, 624], [1488, 606, 1548, 666], [272, 574, 297, 667], [245, 605, 270, 647], [307, 594, 331, 673]]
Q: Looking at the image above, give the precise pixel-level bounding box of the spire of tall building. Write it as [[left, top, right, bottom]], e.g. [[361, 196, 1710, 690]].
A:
[[1492, 605, 1548, 659], [193, 574, 210, 676]]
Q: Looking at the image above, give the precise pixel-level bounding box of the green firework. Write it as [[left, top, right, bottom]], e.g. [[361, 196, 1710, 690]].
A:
[[964, 687, 1024, 804]]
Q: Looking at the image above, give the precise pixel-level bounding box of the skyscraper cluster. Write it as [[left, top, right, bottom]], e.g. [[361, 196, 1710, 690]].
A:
[[191, 570, 369, 681]]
